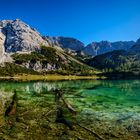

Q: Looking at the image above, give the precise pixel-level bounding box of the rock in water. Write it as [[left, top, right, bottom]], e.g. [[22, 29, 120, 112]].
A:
[[0, 91, 16, 126]]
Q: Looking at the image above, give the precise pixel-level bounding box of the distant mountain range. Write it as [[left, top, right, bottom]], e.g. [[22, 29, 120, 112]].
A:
[[86, 38, 140, 76], [0, 19, 140, 77], [84, 41, 135, 56], [44, 37, 135, 56]]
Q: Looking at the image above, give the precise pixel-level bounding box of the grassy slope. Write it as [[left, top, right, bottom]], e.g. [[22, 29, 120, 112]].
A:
[[0, 46, 102, 80], [0, 62, 102, 81], [12, 46, 92, 72]]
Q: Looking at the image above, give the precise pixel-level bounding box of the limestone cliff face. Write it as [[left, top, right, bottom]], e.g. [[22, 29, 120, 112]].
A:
[[0, 19, 51, 64], [0, 30, 5, 57], [0, 28, 12, 63], [21, 61, 58, 72], [0, 19, 49, 53]]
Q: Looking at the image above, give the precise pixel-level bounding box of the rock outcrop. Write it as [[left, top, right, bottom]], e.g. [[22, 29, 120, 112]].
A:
[[22, 61, 58, 72]]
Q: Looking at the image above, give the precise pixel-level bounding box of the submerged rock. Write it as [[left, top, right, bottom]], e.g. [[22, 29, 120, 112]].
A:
[[0, 91, 16, 126]]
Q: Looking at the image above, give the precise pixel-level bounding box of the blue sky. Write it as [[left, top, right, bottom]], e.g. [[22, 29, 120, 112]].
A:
[[0, 0, 140, 44]]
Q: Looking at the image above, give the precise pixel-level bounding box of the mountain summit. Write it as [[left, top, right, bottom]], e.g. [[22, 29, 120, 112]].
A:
[[0, 19, 49, 54]]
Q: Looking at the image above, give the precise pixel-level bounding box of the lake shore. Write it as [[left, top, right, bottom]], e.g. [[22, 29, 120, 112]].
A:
[[0, 74, 106, 82]]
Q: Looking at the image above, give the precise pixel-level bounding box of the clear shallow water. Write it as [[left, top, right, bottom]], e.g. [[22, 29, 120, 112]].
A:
[[0, 80, 140, 115], [1, 80, 140, 139]]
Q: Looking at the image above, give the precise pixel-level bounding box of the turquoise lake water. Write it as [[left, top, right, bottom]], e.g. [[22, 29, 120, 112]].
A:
[[0, 80, 140, 139], [1, 80, 140, 115]]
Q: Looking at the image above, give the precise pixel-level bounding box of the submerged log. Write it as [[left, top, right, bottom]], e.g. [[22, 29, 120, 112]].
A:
[[0, 91, 16, 126], [62, 97, 76, 115], [53, 89, 76, 115], [53, 89, 74, 129], [77, 123, 104, 140]]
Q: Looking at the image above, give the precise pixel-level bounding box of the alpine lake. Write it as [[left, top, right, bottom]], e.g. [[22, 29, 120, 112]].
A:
[[0, 80, 140, 140]]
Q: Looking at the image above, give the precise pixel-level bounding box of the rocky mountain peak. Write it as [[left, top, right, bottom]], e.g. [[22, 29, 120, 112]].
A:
[[84, 41, 112, 56], [84, 40, 135, 56], [0, 19, 49, 53], [0, 20, 13, 27], [44, 36, 85, 51], [136, 38, 140, 45]]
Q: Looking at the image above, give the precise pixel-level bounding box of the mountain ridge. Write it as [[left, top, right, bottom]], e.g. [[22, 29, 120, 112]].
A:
[[0, 19, 93, 75], [0, 19, 140, 77], [83, 40, 135, 56], [0, 19, 137, 57], [86, 39, 140, 77]]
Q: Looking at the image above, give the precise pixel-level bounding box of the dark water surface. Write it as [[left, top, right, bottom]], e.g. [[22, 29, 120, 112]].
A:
[[0, 80, 140, 140]]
